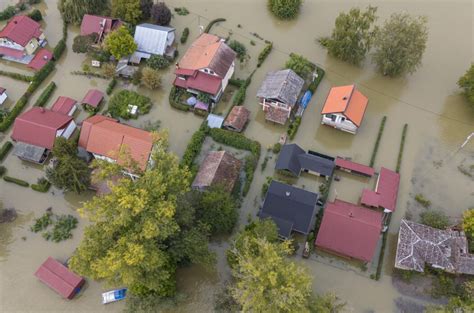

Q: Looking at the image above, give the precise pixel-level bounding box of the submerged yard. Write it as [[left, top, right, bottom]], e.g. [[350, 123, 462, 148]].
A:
[[0, 0, 473, 312]]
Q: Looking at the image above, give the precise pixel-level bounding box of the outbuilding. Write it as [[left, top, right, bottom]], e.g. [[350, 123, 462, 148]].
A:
[[0, 87, 7, 105], [223, 106, 250, 132], [51, 96, 77, 116], [81, 89, 104, 110]]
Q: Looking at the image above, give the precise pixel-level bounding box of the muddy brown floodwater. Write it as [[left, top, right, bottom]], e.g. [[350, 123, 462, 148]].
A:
[[1, 0, 473, 312]]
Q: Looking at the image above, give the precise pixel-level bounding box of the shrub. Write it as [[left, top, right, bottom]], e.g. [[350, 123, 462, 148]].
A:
[[72, 34, 97, 53], [31, 177, 52, 193], [169, 87, 191, 111], [261, 156, 269, 172], [458, 64, 474, 107], [307, 66, 325, 93], [53, 39, 66, 60], [28, 9, 43, 21], [197, 186, 238, 235], [106, 78, 117, 95], [0, 70, 34, 82], [33, 82, 56, 107], [197, 92, 211, 104], [0, 141, 13, 161], [229, 78, 245, 87], [141, 67, 161, 90], [415, 194, 431, 208], [287, 116, 301, 140], [272, 143, 281, 154], [31, 212, 53, 233], [228, 40, 247, 62], [174, 7, 189, 16], [233, 74, 253, 106], [151, 2, 171, 26], [285, 53, 315, 78], [204, 18, 226, 33], [257, 42, 273, 67], [268, 0, 302, 20], [0, 166, 6, 177], [0, 96, 29, 131], [369, 116, 387, 167], [0, 6, 16, 21], [420, 210, 450, 229], [42, 214, 78, 242], [29, 0, 42, 4], [3, 176, 29, 187], [180, 27, 190, 44], [146, 55, 170, 70], [101, 62, 116, 78], [108, 90, 152, 119]]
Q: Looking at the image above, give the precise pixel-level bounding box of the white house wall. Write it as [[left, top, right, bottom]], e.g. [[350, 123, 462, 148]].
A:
[[221, 61, 235, 91], [321, 113, 358, 134]]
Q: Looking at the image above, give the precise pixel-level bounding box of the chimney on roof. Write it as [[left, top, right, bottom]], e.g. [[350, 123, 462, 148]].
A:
[[343, 96, 348, 100], [349, 212, 354, 218], [285, 191, 291, 197]]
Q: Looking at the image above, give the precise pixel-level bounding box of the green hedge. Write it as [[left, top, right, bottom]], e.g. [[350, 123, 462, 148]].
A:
[[396, 124, 408, 173], [369, 116, 387, 167], [34, 82, 56, 107], [169, 86, 191, 111], [53, 39, 66, 60], [232, 72, 254, 107], [3, 176, 29, 187], [204, 18, 226, 33], [0, 165, 6, 177], [180, 27, 190, 44], [257, 42, 273, 67], [287, 116, 301, 140], [71, 71, 109, 79], [0, 141, 13, 161], [0, 95, 29, 132], [31, 178, 51, 193], [106, 78, 117, 95], [228, 78, 245, 87], [181, 123, 209, 169], [307, 66, 325, 93], [0, 6, 16, 21], [0, 70, 34, 82]]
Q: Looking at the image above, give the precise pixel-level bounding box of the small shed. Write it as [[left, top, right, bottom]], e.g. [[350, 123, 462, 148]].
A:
[[206, 114, 224, 129], [223, 106, 250, 132], [0, 87, 7, 105], [82, 89, 104, 109], [335, 157, 374, 177], [28, 48, 53, 71], [34, 257, 85, 299]]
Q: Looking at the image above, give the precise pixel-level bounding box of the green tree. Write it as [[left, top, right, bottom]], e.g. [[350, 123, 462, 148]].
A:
[[319, 6, 378, 65], [72, 34, 97, 54], [104, 26, 137, 60], [146, 55, 170, 70], [58, 0, 108, 25], [458, 64, 474, 106], [46, 137, 91, 193], [196, 186, 238, 236], [228, 40, 247, 62], [140, 0, 153, 20], [285, 53, 314, 78], [111, 0, 142, 25], [268, 0, 302, 20], [372, 13, 428, 77], [420, 210, 450, 230], [151, 2, 171, 26], [141, 67, 161, 90], [69, 134, 214, 296]]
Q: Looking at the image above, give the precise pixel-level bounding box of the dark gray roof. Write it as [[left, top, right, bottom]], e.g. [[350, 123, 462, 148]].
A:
[[275, 144, 335, 177], [260, 181, 319, 236], [259, 212, 293, 239], [256, 69, 304, 106], [13, 142, 47, 163]]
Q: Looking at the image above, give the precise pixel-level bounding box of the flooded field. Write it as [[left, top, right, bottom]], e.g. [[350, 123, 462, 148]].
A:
[[1, 0, 473, 312]]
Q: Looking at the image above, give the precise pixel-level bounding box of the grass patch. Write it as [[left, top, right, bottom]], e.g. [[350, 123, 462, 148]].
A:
[[369, 116, 387, 167], [415, 193, 431, 208], [33, 82, 56, 107], [0, 141, 13, 161], [3, 175, 29, 187], [396, 124, 408, 173], [108, 90, 152, 119]]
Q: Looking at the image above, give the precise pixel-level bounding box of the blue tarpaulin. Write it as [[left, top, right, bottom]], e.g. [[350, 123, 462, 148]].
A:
[[300, 91, 312, 109]]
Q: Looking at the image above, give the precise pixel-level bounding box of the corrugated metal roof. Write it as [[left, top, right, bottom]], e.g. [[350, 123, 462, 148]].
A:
[[206, 114, 224, 128], [335, 157, 375, 177], [0, 15, 42, 47], [81, 89, 104, 107], [134, 23, 174, 56], [51, 96, 76, 115]]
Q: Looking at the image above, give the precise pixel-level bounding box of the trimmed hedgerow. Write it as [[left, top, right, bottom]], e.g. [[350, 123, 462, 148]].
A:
[[287, 116, 301, 140], [232, 73, 254, 106], [0, 165, 6, 177], [3, 176, 29, 187], [181, 123, 209, 169], [106, 78, 117, 95], [0, 70, 34, 82], [369, 116, 387, 167], [31, 177, 51, 193], [180, 27, 190, 44], [257, 42, 273, 67], [0, 141, 13, 161], [204, 18, 226, 33], [396, 124, 408, 173], [53, 39, 66, 60], [34, 82, 56, 107]]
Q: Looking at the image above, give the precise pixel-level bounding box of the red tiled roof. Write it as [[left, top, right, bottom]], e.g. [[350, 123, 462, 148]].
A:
[[376, 167, 400, 212], [35, 257, 85, 299], [28, 48, 53, 71], [315, 200, 382, 262], [173, 71, 222, 96], [361, 189, 380, 208], [0, 15, 42, 47], [0, 46, 25, 59], [80, 15, 122, 39], [321, 85, 368, 127], [81, 89, 104, 108], [11, 107, 73, 149], [335, 157, 375, 177], [224, 106, 250, 132], [79, 115, 153, 171], [264, 106, 289, 124], [192, 151, 242, 192], [51, 96, 76, 115]]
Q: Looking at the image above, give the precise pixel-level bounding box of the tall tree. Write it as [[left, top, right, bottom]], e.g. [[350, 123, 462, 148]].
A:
[[319, 6, 378, 65], [268, 0, 302, 20], [104, 26, 137, 60], [69, 134, 214, 296], [111, 0, 142, 25], [458, 64, 474, 107], [46, 137, 91, 193], [141, 67, 161, 90], [58, 0, 109, 25], [151, 2, 172, 26], [140, 0, 153, 20], [372, 13, 428, 77]]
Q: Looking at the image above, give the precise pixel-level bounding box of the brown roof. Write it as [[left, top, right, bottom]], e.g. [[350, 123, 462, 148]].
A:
[[78, 115, 153, 171], [177, 33, 236, 77], [192, 151, 241, 192], [223, 106, 250, 132], [395, 219, 474, 275], [264, 106, 289, 125], [321, 85, 368, 127]]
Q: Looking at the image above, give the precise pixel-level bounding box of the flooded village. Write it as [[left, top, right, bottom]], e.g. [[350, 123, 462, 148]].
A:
[[0, 0, 473, 312]]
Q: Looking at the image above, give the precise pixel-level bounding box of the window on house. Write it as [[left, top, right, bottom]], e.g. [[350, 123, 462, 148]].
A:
[[327, 114, 337, 122], [341, 117, 346, 122]]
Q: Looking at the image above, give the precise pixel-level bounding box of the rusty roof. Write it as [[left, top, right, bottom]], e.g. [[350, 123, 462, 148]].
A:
[[223, 106, 250, 132], [395, 219, 474, 275], [321, 85, 368, 127], [264, 106, 290, 125], [257, 69, 304, 106], [192, 151, 241, 192]]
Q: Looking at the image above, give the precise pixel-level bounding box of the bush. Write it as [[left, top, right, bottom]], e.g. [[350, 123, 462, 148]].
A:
[[197, 186, 238, 235], [204, 18, 226, 33], [146, 55, 170, 70], [28, 9, 43, 21], [0, 70, 34, 82], [31, 177, 51, 193], [72, 34, 97, 53], [458, 64, 474, 107], [31, 212, 53, 233], [257, 42, 273, 67], [0, 6, 15, 21], [108, 90, 152, 119], [34, 82, 56, 107], [369, 116, 387, 167], [415, 194, 431, 208], [181, 124, 209, 169], [233, 74, 253, 106], [101, 62, 116, 78], [420, 210, 450, 229], [0, 165, 6, 177], [0, 141, 13, 161], [174, 7, 189, 16], [151, 2, 171, 26], [169, 87, 191, 111], [228, 40, 247, 62], [285, 53, 315, 78], [141, 67, 161, 90], [0, 95, 29, 131], [3, 176, 29, 187], [180, 27, 190, 44], [197, 92, 211, 104], [229, 78, 245, 87], [287, 116, 301, 140], [272, 143, 281, 154], [53, 39, 66, 60], [42, 214, 78, 242], [268, 0, 302, 20], [106, 78, 117, 95]]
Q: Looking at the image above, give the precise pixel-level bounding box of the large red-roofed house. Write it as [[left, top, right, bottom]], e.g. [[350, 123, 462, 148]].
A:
[[0, 15, 47, 65], [80, 14, 122, 42], [11, 107, 76, 163], [315, 200, 383, 262], [78, 115, 154, 172], [174, 33, 236, 103]]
